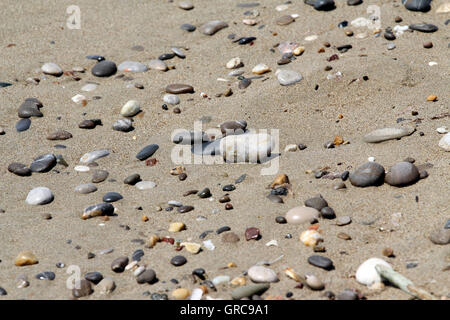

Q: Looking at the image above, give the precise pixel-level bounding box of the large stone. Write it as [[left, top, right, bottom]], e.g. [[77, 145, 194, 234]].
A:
[[404, 0, 431, 12], [363, 127, 415, 143], [8, 163, 31, 176], [385, 162, 420, 186], [30, 154, 56, 172], [247, 266, 279, 283], [92, 60, 117, 77], [200, 20, 228, 35], [285, 206, 320, 224], [41, 62, 63, 76], [220, 133, 275, 163], [26, 187, 54, 205], [277, 69, 302, 86], [118, 61, 148, 73], [349, 162, 385, 187]]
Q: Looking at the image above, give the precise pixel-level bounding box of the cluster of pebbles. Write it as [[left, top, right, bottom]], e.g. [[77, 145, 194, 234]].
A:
[[0, 0, 449, 300]]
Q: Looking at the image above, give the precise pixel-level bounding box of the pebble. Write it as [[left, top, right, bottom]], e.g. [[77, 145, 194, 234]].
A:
[[169, 222, 185, 232], [91, 60, 117, 77], [245, 227, 260, 241], [404, 0, 431, 12], [8, 163, 31, 176], [136, 269, 156, 284], [118, 61, 148, 73], [307, 255, 334, 270], [98, 278, 116, 294], [121, 100, 140, 117], [276, 69, 302, 86], [226, 57, 243, 69], [200, 21, 229, 35], [387, 43, 396, 50], [103, 192, 123, 202], [74, 165, 90, 172], [136, 144, 159, 160], [248, 266, 279, 283], [41, 62, 63, 76], [181, 24, 196, 32], [16, 118, 31, 132], [92, 169, 109, 183], [74, 184, 97, 194], [409, 23, 438, 33], [347, 0, 362, 5], [79, 119, 102, 129], [349, 162, 385, 187], [276, 15, 294, 26], [178, 205, 194, 213], [36, 271, 55, 281], [171, 47, 185, 58], [30, 154, 56, 172], [385, 162, 420, 186], [171, 255, 187, 266], [320, 207, 336, 219], [111, 257, 129, 273], [231, 283, 270, 300], [222, 232, 240, 243], [429, 228, 450, 245], [436, 3, 450, 13], [337, 289, 358, 300], [81, 83, 98, 92], [148, 59, 168, 71], [299, 230, 323, 247], [355, 258, 392, 286], [364, 127, 415, 143], [26, 187, 54, 205], [220, 133, 274, 163], [172, 288, 191, 300], [47, 130, 72, 140], [438, 133, 450, 151], [304, 196, 328, 211], [220, 120, 247, 136], [314, 0, 336, 11], [203, 240, 215, 251], [286, 206, 320, 224], [81, 203, 114, 219], [305, 274, 324, 290], [163, 94, 180, 105], [198, 188, 212, 198], [80, 149, 109, 164], [18, 99, 43, 118], [113, 118, 133, 132], [15, 251, 38, 266], [124, 173, 141, 185], [165, 84, 194, 94], [336, 216, 352, 226], [85, 272, 103, 285], [135, 181, 157, 190]]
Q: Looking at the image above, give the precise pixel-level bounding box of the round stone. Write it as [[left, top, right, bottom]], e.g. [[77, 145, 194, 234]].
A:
[[72, 279, 93, 298], [305, 274, 324, 290], [113, 118, 133, 132], [404, 0, 431, 12], [117, 61, 148, 73], [337, 289, 358, 300], [91, 169, 109, 183], [171, 255, 187, 266], [277, 69, 302, 86], [385, 162, 420, 186], [356, 258, 392, 286], [8, 163, 31, 176], [247, 266, 279, 283], [320, 207, 336, 219], [136, 144, 159, 160], [438, 133, 450, 151], [98, 278, 116, 294], [198, 188, 212, 198], [137, 269, 156, 284], [222, 232, 240, 243], [111, 257, 129, 273], [41, 62, 63, 76], [336, 216, 352, 226], [307, 255, 334, 270], [135, 181, 157, 190], [103, 192, 123, 202], [314, 0, 336, 11], [92, 60, 117, 77], [120, 100, 140, 117], [124, 173, 141, 185], [84, 272, 103, 284], [220, 120, 247, 136], [16, 118, 31, 132], [349, 162, 385, 187], [304, 196, 328, 211], [74, 184, 98, 194], [220, 133, 274, 163], [148, 59, 168, 71], [26, 187, 54, 205], [163, 94, 180, 105], [226, 57, 243, 69], [252, 63, 270, 74], [429, 229, 450, 245], [285, 206, 320, 224]]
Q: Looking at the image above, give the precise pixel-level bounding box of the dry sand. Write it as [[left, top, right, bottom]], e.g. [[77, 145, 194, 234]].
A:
[[0, 0, 449, 300]]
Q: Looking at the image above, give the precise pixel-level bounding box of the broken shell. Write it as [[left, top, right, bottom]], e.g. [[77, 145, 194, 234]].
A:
[[299, 229, 323, 247], [284, 267, 300, 282], [271, 173, 289, 188]]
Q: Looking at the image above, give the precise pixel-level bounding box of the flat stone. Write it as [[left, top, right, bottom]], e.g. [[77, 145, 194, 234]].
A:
[[405, 0, 431, 12], [336, 216, 352, 226], [200, 20, 228, 35], [118, 61, 148, 73], [337, 289, 358, 300], [181, 24, 196, 32], [308, 255, 334, 270], [113, 118, 133, 132], [349, 162, 385, 187], [305, 196, 328, 211], [72, 279, 93, 298], [363, 127, 415, 143], [121, 100, 140, 117], [429, 228, 450, 245], [277, 69, 302, 86], [248, 266, 278, 283], [148, 59, 168, 71], [135, 181, 157, 190], [178, 205, 194, 213], [136, 144, 159, 160], [16, 118, 31, 132], [36, 271, 55, 280], [8, 163, 31, 176], [252, 63, 270, 74], [220, 120, 247, 136], [42, 62, 63, 76], [78, 119, 102, 129], [165, 84, 194, 94], [82, 203, 114, 219], [111, 257, 129, 272], [84, 272, 103, 284], [347, 0, 362, 5], [159, 53, 175, 60], [124, 173, 140, 185], [198, 188, 212, 198], [137, 269, 156, 284], [80, 149, 109, 164], [245, 227, 260, 240], [81, 83, 98, 92], [409, 23, 438, 33], [222, 232, 240, 243], [267, 194, 283, 203], [171, 47, 185, 58], [314, 0, 336, 11], [103, 192, 123, 202], [385, 162, 420, 186], [171, 255, 187, 266], [92, 60, 117, 77], [74, 184, 98, 194], [47, 130, 72, 140], [276, 15, 294, 25], [321, 207, 336, 219], [18, 99, 43, 118], [26, 187, 54, 205], [231, 283, 270, 300], [30, 154, 56, 172], [91, 169, 109, 183], [286, 206, 320, 224]]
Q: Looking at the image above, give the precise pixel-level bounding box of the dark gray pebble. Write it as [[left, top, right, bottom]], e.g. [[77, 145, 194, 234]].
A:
[[136, 144, 159, 161], [103, 192, 123, 202], [307, 255, 334, 270], [16, 118, 31, 132], [85, 272, 103, 284], [170, 255, 187, 266], [92, 60, 117, 77]]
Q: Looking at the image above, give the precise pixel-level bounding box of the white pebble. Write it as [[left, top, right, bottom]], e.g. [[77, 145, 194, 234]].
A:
[[356, 258, 392, 286], [190, 288, 203, 300], [41, 62, 63, 76], [212, 275, 230, 286], [202, 240, 215, 251], [26, 187, 54, 205], [74, 165, 90, 172], [368, 156, 375, 162], [265, 240, 278, 247], [436, 127, 448, 134], [71, 94, 86, 104], [304, 35, 318, 41], [163, 94, 180, 105], [135, 181, 157, 190], [120, 100, 140, 117], [248, 265, 279, 283], [81, 83, 98, 92], [79, 149, 109, 164], [284, 144, 298, 152]]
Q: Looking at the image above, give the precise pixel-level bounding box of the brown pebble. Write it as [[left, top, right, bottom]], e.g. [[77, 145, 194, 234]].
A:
[[382, 247, 394, 257], [337, 232, 351, 240], [173, 107, 181, 114], [141, 216, 149, 222], [423, 42, 433, 49], [219, 195, 231, 203], [323, 42, 331, 47], [318, 47, 325, 53], [183, 189, 198, 196], [324, 65, 332, 71], [225, 203, 233, 210], [222, 232, 240, 243], [245, 227, 260, 241], [224, 88, 233, 97], [394, 16, 402, 23], [178, 173, 187, 181], [345, 30, 354, 36], [42, 213, 52, 220], [15, 251, 39, 266]]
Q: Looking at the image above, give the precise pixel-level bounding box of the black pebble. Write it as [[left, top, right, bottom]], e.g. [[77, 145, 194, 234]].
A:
[[170, 255, 187, 267]]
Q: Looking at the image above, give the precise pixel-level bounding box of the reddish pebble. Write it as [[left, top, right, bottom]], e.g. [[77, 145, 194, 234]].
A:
[[245, 227, 260, 241], [225, 203, 233, 210]]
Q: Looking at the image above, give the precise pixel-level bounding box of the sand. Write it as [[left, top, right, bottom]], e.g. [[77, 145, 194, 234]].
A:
[[0, 0, 449, 300]]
